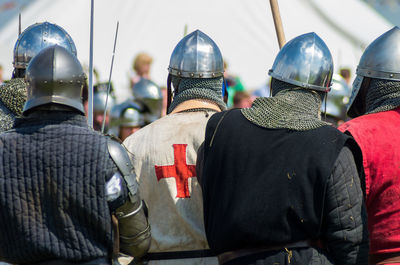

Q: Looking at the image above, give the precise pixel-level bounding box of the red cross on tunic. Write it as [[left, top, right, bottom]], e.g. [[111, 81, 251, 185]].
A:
[[154, 144, 196, 198]]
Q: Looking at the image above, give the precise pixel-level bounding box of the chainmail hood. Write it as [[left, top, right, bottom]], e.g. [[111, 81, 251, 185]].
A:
[[168, 76, 227, 113], [0, 78, 27, 115], [241, 79, 329, 131], [365, 78, 400, 114], [0, 78, 27, 132]]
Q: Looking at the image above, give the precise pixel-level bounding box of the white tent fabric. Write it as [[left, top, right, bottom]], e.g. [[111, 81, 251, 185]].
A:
[[0, 0, 393, 101]]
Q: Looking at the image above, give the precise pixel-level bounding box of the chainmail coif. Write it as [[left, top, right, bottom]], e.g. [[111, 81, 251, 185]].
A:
[[365, 78, 400, 114], [0, 78, 27, 132], [168, 76, 227, 113], [241, 79, 329, 131]]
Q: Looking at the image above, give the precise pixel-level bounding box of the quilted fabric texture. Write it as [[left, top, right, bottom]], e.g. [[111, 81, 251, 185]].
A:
[[0, 111, 116, 264]]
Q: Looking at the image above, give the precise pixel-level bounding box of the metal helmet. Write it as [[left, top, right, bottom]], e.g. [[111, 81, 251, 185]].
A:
[[268, 32, 333, 92], [132, 78, 162, 123], [93, 88, 115, 114], [321, 74, 351, 119], [347, 26, 400, 113], [109, 100, 145, 137], [168, 30, 224, 78], [93, 91, 115, 114], [14, 22, 77, 70], [23, 45, 85, 114]]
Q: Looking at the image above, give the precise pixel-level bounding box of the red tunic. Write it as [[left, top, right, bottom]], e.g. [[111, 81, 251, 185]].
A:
[[339, 107, 400, 254]]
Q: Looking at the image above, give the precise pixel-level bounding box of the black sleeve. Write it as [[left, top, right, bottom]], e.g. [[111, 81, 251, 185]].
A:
[[196, 141, 205, 186], [324, 146, 369, 265]]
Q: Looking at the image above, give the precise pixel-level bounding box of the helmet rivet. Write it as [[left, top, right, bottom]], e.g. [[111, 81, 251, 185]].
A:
[[190, 73, 194, 77], [199, 73, 203, 77], [60, 80, 63, 84], [44, 80, 48, 84], [390, 74, 394, 77], [212, 73, 215, 77], [70, 80, 73, 84]]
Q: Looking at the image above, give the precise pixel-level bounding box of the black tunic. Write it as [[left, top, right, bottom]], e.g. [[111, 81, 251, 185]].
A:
[[199, 109, 368, 265]]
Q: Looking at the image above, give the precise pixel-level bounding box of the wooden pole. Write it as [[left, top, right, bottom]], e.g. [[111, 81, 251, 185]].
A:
[[269, 0, 286, 49]]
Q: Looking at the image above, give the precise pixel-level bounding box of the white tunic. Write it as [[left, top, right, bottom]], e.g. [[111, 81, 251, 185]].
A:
[[123, 111, 218, 265]]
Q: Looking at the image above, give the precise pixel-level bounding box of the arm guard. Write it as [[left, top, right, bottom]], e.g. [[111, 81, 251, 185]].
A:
[[107, 136, 151, 258]]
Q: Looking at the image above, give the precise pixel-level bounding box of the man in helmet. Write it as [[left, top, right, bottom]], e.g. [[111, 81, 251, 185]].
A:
[[338, 26, 400, 264], [123, 30, 226, 265], [0, 45, 151, 265], [92, 83, 116, 132], [132, 78, 163, 124], [109, 100, 146, 141], [0, 22, 77, 133], [198, 33, 368, 265]]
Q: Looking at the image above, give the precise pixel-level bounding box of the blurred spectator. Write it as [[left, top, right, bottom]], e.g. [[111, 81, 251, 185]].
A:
[[108, 99, 146, 141], [130, 52, 153, 88], [223, 60, 245, 107], [253, 78, 272, 98], [339, 68, 352, 85], [233, 91, 253, 109]]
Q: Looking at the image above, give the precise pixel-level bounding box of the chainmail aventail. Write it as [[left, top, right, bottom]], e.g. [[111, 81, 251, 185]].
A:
[[241, 79, 329, 131], [168, 76, 227, 113], [365, 78, 400, 114], [0, 78, 27, 132]]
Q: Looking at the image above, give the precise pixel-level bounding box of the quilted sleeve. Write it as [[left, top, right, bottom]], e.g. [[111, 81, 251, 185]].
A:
[[324, 146, 369, 265]]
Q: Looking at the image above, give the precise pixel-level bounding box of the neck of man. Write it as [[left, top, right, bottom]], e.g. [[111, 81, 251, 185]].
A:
[[170, 99, 221, 114]]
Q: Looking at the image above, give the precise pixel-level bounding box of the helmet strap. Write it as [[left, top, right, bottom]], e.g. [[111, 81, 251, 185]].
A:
[[166, 73, 172, 115], [222, 77, 229, 104], [324, 92, 327, 121]]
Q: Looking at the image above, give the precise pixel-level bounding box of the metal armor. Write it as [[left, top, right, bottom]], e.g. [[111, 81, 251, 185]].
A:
[[132, 78, 162, 123], [168, 30, 224, 79], [106, 137, 151, 257], [94, 90, 115, 114], [109, 100, 145, 138], [166, 30, 226, 113], [268, 32, 333, 92], [23, 45, 85, 114], [14, 22, 77, 70], [347, 26, 400, 115]]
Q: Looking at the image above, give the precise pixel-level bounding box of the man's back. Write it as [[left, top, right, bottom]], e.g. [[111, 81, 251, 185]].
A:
[[123, 111, 214, 254], [340, 107, 400, 255], [0, 111, 116, 264]]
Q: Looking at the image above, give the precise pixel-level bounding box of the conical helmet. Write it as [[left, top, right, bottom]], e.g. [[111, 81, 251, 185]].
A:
[[347, 26, 400, 113], [14, 22, 77, 70], [23, 45, 85, 114], [268, 32, 333, 92], [168, 30, 224, 78]]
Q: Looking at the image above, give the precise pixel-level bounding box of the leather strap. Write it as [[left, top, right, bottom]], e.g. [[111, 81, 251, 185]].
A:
[[218, 240, 313, 264], [112, 214, 120, 259], [24, 258, 111, 265], [141, 249, 214, 261]]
